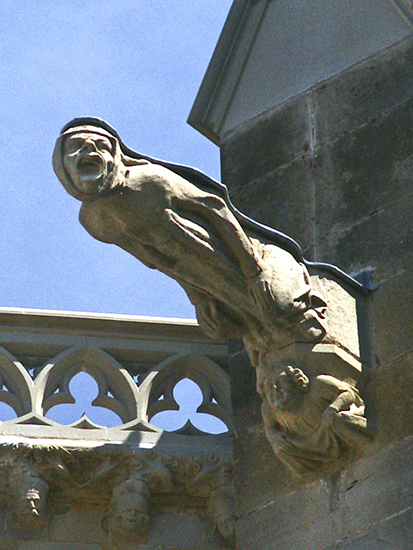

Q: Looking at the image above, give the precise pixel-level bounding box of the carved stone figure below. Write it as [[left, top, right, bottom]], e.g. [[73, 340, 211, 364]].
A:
[[53, 118, 327, 352], [107, 478, 150, 543], [260, 366, 374, 477], [7, 469, 49, 532]]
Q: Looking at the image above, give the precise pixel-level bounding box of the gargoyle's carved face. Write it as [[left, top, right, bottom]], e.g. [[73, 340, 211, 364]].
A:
[[63, 131, 115, 195]]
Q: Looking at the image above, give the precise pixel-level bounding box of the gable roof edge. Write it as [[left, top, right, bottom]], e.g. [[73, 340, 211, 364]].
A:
[[188, 0, 264, 145]]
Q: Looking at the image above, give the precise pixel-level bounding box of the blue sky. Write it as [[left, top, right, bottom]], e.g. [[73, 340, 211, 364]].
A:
[[1, 1, 233, 319]]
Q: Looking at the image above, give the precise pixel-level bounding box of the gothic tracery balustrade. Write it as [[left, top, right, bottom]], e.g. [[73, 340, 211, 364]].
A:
[[0, 309, 235, 547], [0, 308, 232, 441]]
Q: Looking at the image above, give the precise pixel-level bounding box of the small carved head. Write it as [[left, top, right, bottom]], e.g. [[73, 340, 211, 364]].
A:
[[111, 478, 150, 535], [266, 366, 310, 411], [11, 471, 49, 531]]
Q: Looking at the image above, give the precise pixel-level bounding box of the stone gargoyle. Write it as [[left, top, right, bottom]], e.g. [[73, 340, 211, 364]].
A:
[[53, 118, 331, 353], [53, 118, 374, 475]]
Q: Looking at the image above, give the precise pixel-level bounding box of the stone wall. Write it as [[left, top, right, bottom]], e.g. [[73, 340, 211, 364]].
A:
[[220, 35, 413, 549]]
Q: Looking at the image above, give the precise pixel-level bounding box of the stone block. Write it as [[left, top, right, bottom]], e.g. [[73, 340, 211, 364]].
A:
[[48, 506, 106, 544], [370, 270, 413, 368], [338, 436, 413, 537], [232, 431, 296, 517], [313, 98, 413, 264], [150, 509, 218, 549], [313, 36, 413, 146], [315, 193, 413, 284], [236, 478, 337, 550], [221, 93, 310, 192], [339, 505, 413, 550], [368, 352, 413, 444], [317, 278, 360, 359], [229, 155, 315, 254]]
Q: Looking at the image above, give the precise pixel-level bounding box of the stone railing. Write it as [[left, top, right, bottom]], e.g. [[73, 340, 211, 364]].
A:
[[0, 308, 234, 549]]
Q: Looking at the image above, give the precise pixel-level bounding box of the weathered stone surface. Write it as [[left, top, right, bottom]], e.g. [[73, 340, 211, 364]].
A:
[[323, 507, 413, 549], [236, 478, 337, 550], [150, 509, 218, 549], [317, 279, 360, 358], [222, 93, 413, 284], [371, 270, 413, 368], [368, 352, 413, 445], [220, 40, 413, 281], [232, 431, 297, 517], [313, 99, 413, 259], [313, 36, 413, 146], [313, 191, 413, 284], [19, 543, 100, 550], [229, 155, 315, 255], [235, 436, 413, 550], [338, 436, 413, 537], [220, 93, 311, 191], [49, 506, 107, 544]]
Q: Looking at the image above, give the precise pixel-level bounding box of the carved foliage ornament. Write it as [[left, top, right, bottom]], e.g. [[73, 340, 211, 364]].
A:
[[0, 445, 234, 543]]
